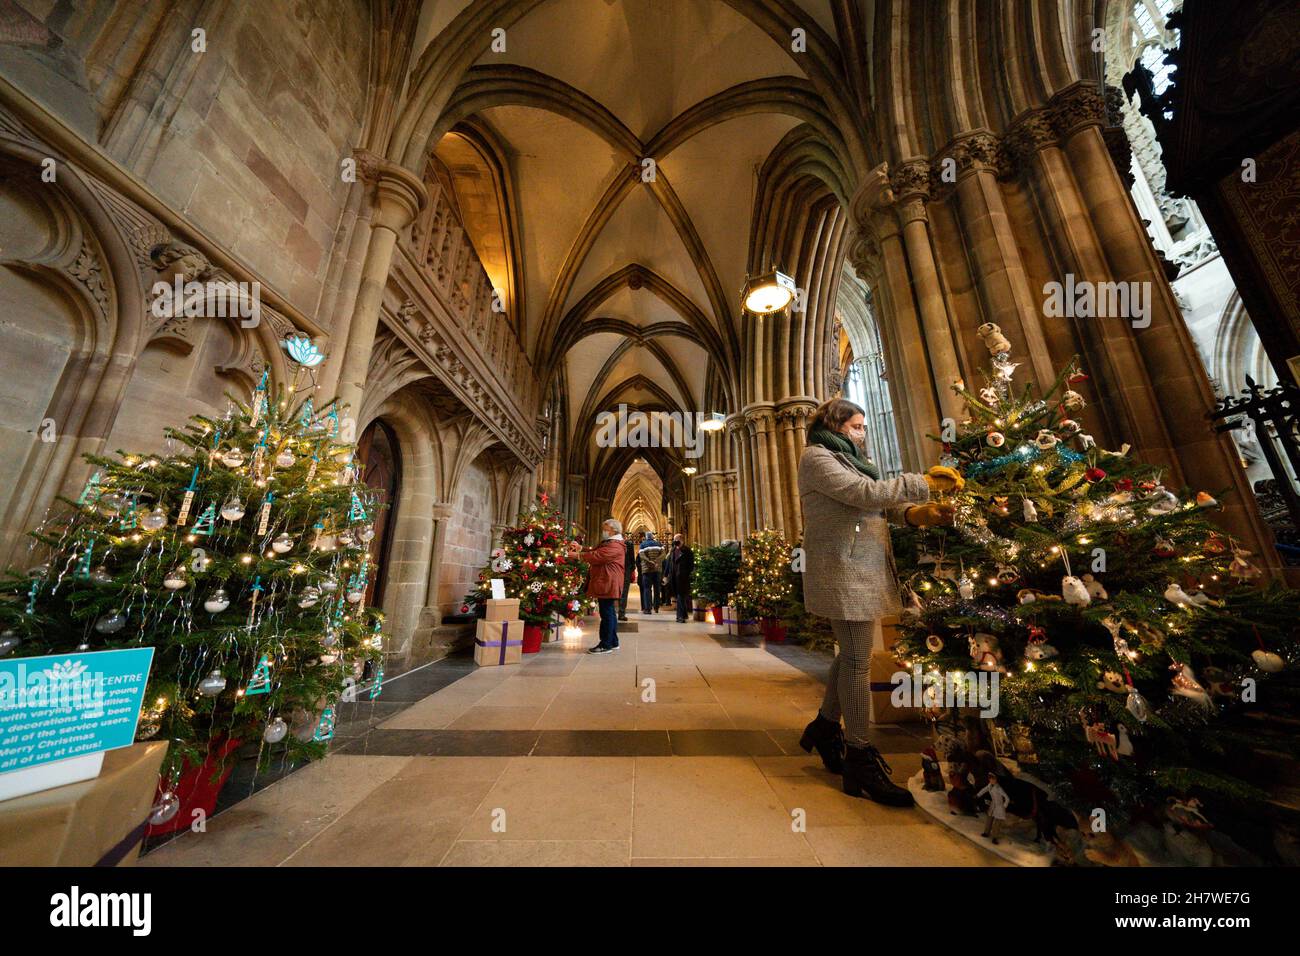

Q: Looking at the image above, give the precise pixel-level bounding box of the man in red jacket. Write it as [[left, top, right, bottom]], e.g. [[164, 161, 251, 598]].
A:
[[569, 517, 627, 653]]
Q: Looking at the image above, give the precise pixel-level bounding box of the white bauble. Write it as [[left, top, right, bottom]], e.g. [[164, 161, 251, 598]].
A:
[[162, 567, 188, 590], [203, 589, 230, 613], [275, 449, 294, 469], [94, 611, 127, 634], [141, 507, 168, 531], [220, 497, 245, 521], [271, 533, 294, 554], [221, 447, 245, 468]]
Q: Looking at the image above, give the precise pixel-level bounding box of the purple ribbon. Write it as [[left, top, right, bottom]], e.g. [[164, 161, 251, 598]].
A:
[[475, 621, 522, 664]]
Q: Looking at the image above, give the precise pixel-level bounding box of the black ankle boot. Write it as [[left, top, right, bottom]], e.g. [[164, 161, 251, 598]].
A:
[[842, 743, 915, 807], [799, 714, 845, 774]]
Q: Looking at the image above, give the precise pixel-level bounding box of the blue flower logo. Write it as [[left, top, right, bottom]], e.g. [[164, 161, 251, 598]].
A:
[[283, 335, 325, 367]]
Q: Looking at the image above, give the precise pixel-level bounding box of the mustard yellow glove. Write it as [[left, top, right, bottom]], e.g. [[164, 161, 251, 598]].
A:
[[924, 465, 965, 495], [905, 503, 956, 527]]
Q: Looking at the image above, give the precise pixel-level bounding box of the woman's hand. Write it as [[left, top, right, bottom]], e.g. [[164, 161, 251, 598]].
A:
[[924, 465, 965, 495], [905, 503, 956, 527]]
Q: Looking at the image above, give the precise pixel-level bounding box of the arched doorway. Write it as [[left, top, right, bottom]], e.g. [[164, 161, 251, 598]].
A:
[[356, 418, 402, 609]]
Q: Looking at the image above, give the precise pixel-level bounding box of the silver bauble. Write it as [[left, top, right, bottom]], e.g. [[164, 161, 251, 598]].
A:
[[275, 449, 294, 469], [359, 524, 375, 543], [94, 611, 126, 634], [97, 491, 125, 516], [148, 791, 181, 825], [271, 533, 294, 554], [319, 577, 338, 593], [162, 567, 188, 590], [220, 497, 245, 521], [141, 507, 168, 532], [90, 565, 113, 585], [221, 447, 245, 468], [346, 589, 365, 604], [198, 669, 227, 697], [263, 717, 289, 744], [297, 586, 320, 609]]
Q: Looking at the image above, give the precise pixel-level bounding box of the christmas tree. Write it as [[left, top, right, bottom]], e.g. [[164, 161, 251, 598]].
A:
[[464, 494, 592, 625], [0, 357, 384, 785], [892, 338, 1300, 847], [734, 529, 794, 622]]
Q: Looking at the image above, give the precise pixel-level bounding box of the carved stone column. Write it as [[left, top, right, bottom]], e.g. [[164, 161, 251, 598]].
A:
[[850, 166, 940, 469], [775, 399, 817, 541], [744, 403, 781, 533], [1048, 83, 1276, 562], [335, 150, 428, 419], [891, 159, 964, 423], [941, 130, 1056, 391], [684, 499, 702, 543], [725, 416, 751, 540]]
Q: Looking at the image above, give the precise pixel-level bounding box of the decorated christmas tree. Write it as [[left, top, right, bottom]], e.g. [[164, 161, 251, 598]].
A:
[[0, 350, 384, 793], [734, 528, 794, 622], [464, 494, 592, 625], [892, 335, 1300, 853]]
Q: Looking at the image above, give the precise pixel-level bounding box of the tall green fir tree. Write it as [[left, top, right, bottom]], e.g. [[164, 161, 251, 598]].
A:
[[892, 341, 1300, 853], [1, 356, 384, 784]]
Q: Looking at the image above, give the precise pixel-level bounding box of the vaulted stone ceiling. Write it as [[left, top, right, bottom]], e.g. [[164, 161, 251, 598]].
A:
[[418, 0, 845, 485]]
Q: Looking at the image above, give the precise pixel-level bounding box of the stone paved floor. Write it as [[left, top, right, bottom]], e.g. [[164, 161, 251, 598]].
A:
[[141, 613, 1006, 866]]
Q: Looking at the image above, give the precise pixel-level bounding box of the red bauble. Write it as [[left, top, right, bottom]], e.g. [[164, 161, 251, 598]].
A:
[[460, 604, 469, 613], [1068, 371, 1089, 385], [1115, 478, 1133, 491], [1085, 467, 1106, 482]]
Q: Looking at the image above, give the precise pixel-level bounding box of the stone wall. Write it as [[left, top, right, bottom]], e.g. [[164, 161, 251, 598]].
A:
[[437, 456, 495, 616], [0, 0, 370, 316]]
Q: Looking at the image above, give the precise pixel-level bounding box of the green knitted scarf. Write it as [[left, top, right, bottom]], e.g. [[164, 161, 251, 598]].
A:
[[807, 426, 881, 479]]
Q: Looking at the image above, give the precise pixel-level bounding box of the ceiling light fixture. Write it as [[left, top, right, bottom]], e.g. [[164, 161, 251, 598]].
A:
[[699, 412, 725, 432], [742, 269, 796, 315], [682, 466, 698, 475]]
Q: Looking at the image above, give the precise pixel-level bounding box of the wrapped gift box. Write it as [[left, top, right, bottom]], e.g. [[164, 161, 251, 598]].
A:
[[0, 741, 167, 866], [869, 650, 922, 724], [474, 618, 523, 666], [484, 598, 521, 622], [721, 606, 760, 637]]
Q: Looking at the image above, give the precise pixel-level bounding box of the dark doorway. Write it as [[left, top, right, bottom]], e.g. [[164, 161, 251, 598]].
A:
[[356, 419, 402, 609]]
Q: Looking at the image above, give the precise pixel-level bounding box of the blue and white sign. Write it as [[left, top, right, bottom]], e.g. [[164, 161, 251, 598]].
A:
[[0, 647, 154, 800]]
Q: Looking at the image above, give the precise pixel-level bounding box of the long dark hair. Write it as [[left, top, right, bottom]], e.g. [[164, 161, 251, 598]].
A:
[[808, 397, 865, 436]]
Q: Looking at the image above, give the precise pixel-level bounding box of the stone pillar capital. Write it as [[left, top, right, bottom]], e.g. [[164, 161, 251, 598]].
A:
[[889, 158, 932, 202], [353, 149, 428, 233], [1049, 81, 1108, 140], [430, 501, 455, 521], [1002, 108, 1059, 166], [935, 130, 1003, 181]]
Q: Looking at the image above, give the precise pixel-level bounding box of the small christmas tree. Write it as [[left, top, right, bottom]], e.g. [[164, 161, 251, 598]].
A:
[[734, 529, 793, 622], [1, 362, 383, 784], [691, 544, 741, 608], [465, 494, 592, 624], [892, 341, 1300, 849]]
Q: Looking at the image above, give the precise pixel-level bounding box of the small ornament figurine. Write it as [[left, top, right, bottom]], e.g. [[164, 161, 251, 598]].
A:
[[1022, 497, 1038, 522], [976, 322, 1011, 354], [1034, 429, 1059, 450], [1229, 545, 1262, 582], [995, 563, 1020, 585], [1252, 649, 1284, 673], [1116, 723, 1134, 757], [921, 747, 946, 791], [1152, 535, 1177, 558], [947, 761, 978, 816], [977, 773, 1010, 843], [1010, 724, 1038, 764], [1023, 626, 1057, 660], [1061, 389, 1085, 410], [969, 632, 1004, 672], [1096, 670, 1127, 694], [925, 633, 944, 653], [1081, 573, 1108, 601], [986, 430, 1005, 447], [957, 574, 975, 600], [1164, 582, 1218, 609], [1169, 662, 1213, 711], [1195, 491, 1218, 509], [1061, 575, 1091, 606]]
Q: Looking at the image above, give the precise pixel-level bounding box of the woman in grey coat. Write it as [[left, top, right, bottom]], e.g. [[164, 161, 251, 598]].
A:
[[797, 397, 963, 806]]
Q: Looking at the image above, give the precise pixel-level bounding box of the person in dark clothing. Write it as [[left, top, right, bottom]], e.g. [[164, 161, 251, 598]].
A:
[[665, 533, 695, 623], [618, 535, 637, 621], [659, 550, 672, 609], [637, 532, 664, 613]]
